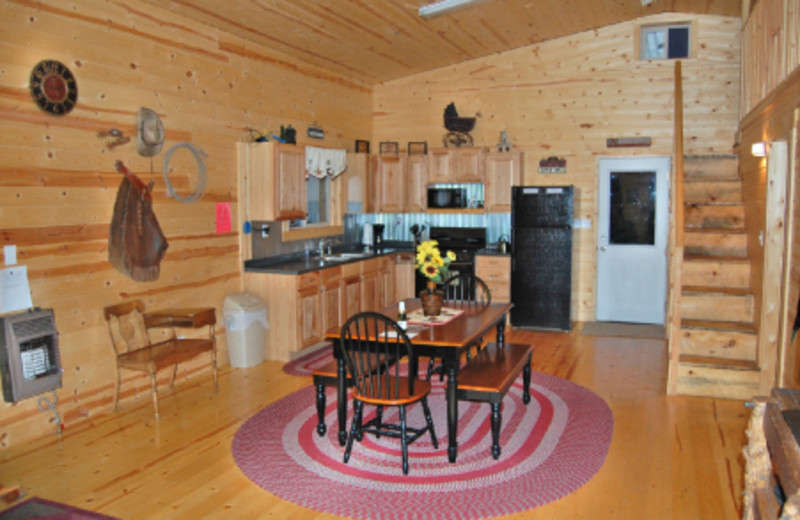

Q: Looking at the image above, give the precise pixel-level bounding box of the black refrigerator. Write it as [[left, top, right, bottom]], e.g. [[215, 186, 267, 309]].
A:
[[510, 186, 573, 331]]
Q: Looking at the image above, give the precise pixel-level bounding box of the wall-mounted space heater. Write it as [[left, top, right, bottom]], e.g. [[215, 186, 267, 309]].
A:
[[0, 308, 61, 403]]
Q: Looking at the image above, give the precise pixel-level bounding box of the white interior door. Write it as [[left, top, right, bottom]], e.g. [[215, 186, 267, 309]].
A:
[[596, 157, 670, 324]]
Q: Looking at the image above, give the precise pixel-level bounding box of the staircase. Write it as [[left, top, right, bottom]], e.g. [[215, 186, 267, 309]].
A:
[[670, 155, 762, 399]]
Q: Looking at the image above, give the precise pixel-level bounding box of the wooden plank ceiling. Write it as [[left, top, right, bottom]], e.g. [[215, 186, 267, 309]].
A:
[[143, 0, 742, 85]]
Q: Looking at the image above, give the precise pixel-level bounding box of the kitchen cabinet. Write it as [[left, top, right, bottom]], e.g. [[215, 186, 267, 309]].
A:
[[237, 142, 306, 221], [428, 147, 485, 183], [394, 253, 416, 300], [372, 155, 406, 213], [320, 266, 342, 336], [359, 258, 381, 312], [475, 254, 511, 302], [405, 155, 427, 212], [377, 256, 395, 308], [243, 254, 400, 360], [344, 152, 370, 214], [484, 151, 522, 212]]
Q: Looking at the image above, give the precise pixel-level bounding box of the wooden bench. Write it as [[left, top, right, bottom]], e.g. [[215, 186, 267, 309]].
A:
[[457, 341, 534, 459], [103, 302, 218, 419]]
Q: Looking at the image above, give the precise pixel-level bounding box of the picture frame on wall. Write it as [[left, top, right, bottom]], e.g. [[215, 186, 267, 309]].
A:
[[355, 140, 370, 154], [408, 141, 428, 155], [379, 141, 399, 155]]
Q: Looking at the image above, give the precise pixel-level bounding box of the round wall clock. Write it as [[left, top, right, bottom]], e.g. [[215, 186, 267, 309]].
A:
[[29, 59, 78, 116]]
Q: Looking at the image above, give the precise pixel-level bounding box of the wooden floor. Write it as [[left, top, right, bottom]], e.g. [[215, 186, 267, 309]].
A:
[[0, 325, 750, 519]]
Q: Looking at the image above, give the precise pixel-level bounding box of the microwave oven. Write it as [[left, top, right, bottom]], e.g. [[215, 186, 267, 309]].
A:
[[428, 187, 467, 209]]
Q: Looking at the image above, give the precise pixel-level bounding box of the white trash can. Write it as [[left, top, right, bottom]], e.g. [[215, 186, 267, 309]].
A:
[[223, 293, 268, 368]]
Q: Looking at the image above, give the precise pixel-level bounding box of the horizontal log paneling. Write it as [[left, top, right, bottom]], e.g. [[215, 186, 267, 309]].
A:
[[0, 0, 371, 447], [373, 13, 741, 322]]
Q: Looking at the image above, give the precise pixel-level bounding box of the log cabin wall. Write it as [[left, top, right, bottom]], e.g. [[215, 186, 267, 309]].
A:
[[738, 0, 800, 388], [0, 0, 371, 447], [372, 13, 741, 323]]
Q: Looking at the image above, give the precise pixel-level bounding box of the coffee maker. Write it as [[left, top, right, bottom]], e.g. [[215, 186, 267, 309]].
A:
[[372, 224, 385, 248]]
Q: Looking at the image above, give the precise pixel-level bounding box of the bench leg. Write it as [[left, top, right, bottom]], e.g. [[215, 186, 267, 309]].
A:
[[315, 383, 327, 436], [490, 402, 502, 459], [150, 371, 160, 419], [522, 359, 532, 405], [113, 367, 121, 412]]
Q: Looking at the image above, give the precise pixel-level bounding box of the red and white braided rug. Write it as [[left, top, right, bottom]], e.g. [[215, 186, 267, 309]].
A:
[[232, 371, 613, 519]]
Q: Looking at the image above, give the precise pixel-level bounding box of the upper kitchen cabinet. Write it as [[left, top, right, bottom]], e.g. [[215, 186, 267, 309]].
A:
[[372, 155, 406, 213], [484, 151, 522, 212], [405, 155, 427, 212], [238, 142, 306, 221], [428, 147, 484, 183], [343, 152, 370, 214]]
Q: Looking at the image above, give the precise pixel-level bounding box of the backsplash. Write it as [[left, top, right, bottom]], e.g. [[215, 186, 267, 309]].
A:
[[249, 213, 511, 260]]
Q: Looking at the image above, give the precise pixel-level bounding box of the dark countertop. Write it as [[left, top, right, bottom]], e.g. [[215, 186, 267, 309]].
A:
[[244, 243, 414, 275]]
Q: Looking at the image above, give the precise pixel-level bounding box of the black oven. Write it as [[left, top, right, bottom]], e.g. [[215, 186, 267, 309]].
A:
[[428, 187, 467, 209], [415, 227, 486, 296]]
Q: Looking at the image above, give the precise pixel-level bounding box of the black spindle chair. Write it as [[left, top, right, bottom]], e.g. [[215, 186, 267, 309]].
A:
[[341, 312, 438, 475], [426, 273, 492, 381]]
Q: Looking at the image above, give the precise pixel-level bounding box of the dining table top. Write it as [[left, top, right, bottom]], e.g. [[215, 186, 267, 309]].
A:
[[324, 298, 513, 349]]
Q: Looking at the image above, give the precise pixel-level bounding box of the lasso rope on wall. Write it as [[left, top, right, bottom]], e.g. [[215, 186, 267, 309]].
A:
[[162, 142, 208, 203]]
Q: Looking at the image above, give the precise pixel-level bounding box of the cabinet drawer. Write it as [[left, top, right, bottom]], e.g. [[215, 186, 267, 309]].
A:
[[297, 271, 320, 290], [319, 265, 341, 284], [476, 255, 510, 271]]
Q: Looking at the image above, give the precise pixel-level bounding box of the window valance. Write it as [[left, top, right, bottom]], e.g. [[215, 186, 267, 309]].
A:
[[306, 146, 347, 179]]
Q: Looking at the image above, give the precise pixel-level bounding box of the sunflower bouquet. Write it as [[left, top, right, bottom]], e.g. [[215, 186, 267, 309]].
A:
[[416, 239, 456, 284]]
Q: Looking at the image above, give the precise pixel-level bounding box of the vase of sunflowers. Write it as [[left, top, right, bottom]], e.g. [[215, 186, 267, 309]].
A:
[[416, 239, 456, 316]]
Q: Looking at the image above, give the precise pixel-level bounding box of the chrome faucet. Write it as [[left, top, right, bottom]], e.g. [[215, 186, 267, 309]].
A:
[[318, 238, 335, 257]]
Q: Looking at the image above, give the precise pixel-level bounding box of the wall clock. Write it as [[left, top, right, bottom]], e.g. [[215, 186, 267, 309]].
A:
[[29, 59, 78, 116]]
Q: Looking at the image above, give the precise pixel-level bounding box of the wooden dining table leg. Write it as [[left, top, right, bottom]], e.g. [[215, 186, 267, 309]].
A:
[[335, 342, 348, 447]]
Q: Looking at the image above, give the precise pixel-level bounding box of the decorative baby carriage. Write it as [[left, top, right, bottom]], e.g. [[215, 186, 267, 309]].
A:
[[443, 102, 476, 147]]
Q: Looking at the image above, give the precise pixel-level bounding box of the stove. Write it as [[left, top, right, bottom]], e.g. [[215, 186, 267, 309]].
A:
[[415, 227, 486, 294]]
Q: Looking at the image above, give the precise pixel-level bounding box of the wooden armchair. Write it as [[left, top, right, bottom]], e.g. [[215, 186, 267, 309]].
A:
[[103, 300, 218, 418]]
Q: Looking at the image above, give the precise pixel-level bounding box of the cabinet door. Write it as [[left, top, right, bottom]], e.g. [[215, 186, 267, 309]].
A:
[[360, 271, 380, 312], [378, 257, 395, 308], [405, 155, 427, 212], [455, 147, 485, 182], [275, 143, 307, 220], [428, 148, 455, 183], [298, 285, 322, 349], [374, 156, 405, 212], [342, 275, 361, 320], [344, 152, 369, 214], [394, 254, 416, 300], [321, 281, 342, 335], [485, 151, 521, 212]]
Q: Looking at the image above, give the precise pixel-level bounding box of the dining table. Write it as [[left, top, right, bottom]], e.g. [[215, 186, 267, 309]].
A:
[[324, 298, 513, 463]]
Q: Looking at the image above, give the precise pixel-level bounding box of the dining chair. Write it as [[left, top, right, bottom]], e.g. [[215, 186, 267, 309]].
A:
[[427, 273, 492, 381], [340, 312, 438, 475]]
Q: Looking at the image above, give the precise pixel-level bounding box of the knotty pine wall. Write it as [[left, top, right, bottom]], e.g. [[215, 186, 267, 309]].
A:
[[0, 0, 371, 447], [738, 0, 800, 387], [373, 13, 741, 323]]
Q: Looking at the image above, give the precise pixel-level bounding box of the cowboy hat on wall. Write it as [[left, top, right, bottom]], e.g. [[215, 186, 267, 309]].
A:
[[137, 107, 164, 157]]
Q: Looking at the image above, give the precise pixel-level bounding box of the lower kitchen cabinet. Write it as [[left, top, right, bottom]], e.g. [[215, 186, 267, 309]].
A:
[[394, 253, 416, 300], [242, 254, 403, 361], [475, 254, 511, 302]]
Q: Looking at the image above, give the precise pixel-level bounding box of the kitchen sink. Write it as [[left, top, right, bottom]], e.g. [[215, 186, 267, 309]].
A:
[[322, 252, 367, 261]]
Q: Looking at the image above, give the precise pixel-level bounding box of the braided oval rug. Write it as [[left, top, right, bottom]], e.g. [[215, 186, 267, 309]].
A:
[[232, 370, 613, 520]]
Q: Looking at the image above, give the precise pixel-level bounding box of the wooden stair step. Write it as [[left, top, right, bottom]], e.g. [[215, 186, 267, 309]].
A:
[[681, 319, 756, 332], [683, 155, 739, 179], [684, 179, 742, 204], [683, 285, 752, 295], [674, 355, 761, 400], [681, 259, 750, 289], [684, 229, 747, 257], [679, 321, 757, 362], [684, 204, 744, 229], [679, 354, 759, 370], [680, 290, 754, 323]]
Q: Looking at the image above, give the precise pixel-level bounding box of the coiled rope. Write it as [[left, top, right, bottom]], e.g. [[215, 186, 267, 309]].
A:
[[162, 142, 208, 203]]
